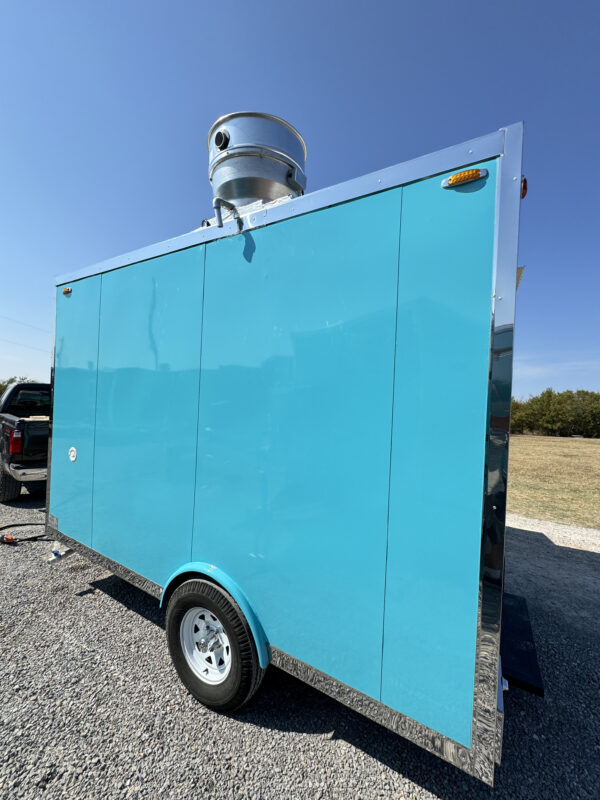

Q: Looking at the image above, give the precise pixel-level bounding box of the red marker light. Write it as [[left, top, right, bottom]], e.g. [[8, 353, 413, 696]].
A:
[[9, 430, 23, 455]]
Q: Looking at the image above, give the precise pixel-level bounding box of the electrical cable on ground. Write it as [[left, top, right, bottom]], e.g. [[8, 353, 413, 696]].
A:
[[0, 522, 50, 545]]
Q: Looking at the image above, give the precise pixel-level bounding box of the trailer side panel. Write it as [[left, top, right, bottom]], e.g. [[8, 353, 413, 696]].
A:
[[381, 160, 498, 747], [91, 247, 205, 584], [50, 276, 101, 545], [192, 189, 403, 700]]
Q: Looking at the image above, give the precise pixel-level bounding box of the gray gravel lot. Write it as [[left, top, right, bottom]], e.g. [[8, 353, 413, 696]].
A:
[[1, 494, 599, 800]]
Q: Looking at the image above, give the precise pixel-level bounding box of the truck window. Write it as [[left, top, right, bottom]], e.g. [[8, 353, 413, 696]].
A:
[[4, 388, 51, 417]]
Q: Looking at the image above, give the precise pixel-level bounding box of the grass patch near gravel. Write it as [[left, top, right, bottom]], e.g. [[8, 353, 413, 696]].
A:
[[507, 435, 600, 529]]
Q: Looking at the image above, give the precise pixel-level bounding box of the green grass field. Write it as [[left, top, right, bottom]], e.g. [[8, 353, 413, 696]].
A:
[[507, 435, 600, 529]]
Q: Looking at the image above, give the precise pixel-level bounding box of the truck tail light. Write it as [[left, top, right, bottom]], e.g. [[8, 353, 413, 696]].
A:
[[9, 430, 23, 455]]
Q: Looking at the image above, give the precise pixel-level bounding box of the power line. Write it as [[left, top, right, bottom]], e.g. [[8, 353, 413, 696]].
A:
[[0, 337, 51, 354], [0, 314, 50, 334]]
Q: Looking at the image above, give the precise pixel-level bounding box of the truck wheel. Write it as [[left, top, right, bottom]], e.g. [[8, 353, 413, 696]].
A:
[[166, 579, 265, 712], [25, 481, 46, 497], [0, 462, 21, 503]]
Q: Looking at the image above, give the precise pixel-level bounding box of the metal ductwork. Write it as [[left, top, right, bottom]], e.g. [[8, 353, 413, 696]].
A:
[[207, 112, 307, 226]]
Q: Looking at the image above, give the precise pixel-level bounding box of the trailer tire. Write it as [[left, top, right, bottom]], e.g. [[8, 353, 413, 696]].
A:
[[166, 578, 265, 712], [0, 461, 21, 503]]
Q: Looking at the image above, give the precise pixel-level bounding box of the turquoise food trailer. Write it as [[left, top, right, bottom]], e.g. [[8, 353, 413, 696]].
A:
[[47, 115, 524, 785]]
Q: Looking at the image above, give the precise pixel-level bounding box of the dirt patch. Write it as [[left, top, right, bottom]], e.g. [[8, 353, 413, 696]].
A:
[[507, 435, 600, 529]]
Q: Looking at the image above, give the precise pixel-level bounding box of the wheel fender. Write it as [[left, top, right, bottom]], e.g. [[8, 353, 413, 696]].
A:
[[161, 562, 270, 669]]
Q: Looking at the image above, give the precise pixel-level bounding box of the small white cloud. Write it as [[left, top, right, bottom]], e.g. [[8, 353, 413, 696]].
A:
[[512, 355, 600, 396]]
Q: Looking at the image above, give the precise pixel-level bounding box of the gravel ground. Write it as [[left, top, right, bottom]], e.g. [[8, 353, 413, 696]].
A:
[[1, 495, 599, 800]]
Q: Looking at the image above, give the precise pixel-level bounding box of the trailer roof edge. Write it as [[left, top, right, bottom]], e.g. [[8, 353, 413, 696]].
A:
[[55, 125, 517, 287]]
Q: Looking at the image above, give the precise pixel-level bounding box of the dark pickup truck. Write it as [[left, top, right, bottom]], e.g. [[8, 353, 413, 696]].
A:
[[0, 382, 51, 502]]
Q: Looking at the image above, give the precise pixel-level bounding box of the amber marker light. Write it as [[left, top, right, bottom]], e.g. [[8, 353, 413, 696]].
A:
[[441, 168, 488, 188], [62, 287, 72, 295]]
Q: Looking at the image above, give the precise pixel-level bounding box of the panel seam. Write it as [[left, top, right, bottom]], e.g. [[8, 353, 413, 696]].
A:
[[379, 188, 404, 700], [90, 275, 103, 549], [189, 245, 207, 563]]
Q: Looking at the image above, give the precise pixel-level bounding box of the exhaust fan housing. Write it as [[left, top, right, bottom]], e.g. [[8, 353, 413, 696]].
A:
[[207, 112, 307, 220]]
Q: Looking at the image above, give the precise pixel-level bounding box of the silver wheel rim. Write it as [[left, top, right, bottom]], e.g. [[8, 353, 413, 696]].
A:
[[180, 606, 232, 685]]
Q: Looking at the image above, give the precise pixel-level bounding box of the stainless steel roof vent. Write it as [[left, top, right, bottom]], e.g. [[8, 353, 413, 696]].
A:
[[207, 112, 307, 227]]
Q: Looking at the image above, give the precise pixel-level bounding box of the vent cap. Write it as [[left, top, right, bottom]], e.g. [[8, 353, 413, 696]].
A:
[[208, 112, 307, 210]]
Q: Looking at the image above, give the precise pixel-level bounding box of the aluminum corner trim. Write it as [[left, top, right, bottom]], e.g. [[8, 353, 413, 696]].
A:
[[271, 647, 492, 785], [469, 121, 523, 780]]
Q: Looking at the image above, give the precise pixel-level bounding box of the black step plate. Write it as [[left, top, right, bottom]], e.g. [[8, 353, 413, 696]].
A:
[[501, 593, 544, 697]]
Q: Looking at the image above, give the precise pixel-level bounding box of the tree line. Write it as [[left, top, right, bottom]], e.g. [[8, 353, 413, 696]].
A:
[[0, 376, 31, 397], [511, 389, 600, 438]]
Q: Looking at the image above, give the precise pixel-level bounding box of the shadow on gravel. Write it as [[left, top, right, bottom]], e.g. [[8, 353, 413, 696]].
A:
[[4, 492, 46, 512], [245, 668, 494, 797], [90, 575, 166, 628], [81, 525, 600, 799]]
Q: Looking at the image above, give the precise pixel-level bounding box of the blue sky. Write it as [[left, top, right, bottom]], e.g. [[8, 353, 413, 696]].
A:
[[0, 1, 598, 398]]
